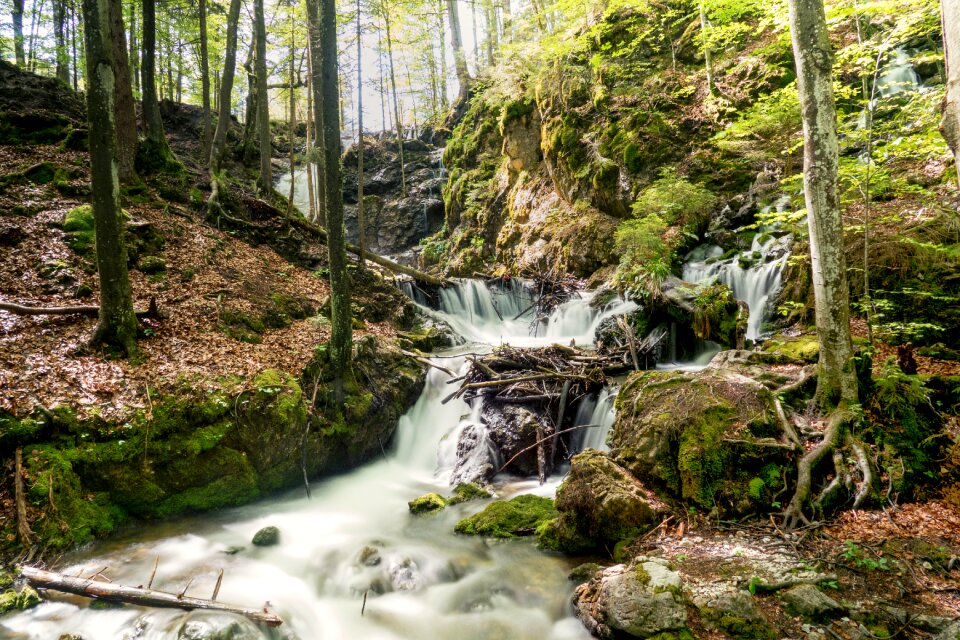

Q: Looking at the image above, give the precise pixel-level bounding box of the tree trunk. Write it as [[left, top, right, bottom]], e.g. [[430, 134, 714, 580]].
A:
[[438, 0, 448, 110], [306, 0, 326, 226], [254, 0, 272, 194], [311, 0, 353, 401], [356, 0, 366, 267], [108, 0, 138, 183], [128, 0, 138, 96], [140, 0, 176, 172], [71, 2, 78, 90], [12, 0, 25, 67], [485, 0, 497, 67], [446, 0, 471, 101], [699, 0, 713, 94], [942, 0, 960, 189], [208, 0, 243, 216], [384, 8, 407, 197], [305, 48, 317, 223], [199, 0, 212, 156], [287, 11, 297, 216], [787, 0, 858, 408], [54, 0, 69, 84], [81, 0, 138, 357], [27, 0, 45, 72]]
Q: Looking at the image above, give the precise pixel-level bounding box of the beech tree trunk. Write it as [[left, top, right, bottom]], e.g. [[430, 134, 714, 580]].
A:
[[12, 0, 25, 67], [787, 0, 858, 405], [128, 1, 138, 96], [81, 0, 138, 356], [942, 0, 960, 189], [199, 0, 212, 155], [384, 8, 407, 197], [356, 0, 367, 266], [141, 0, 176, 171], [438, 0, 448, 110], [207, 0, 243, 217], [254, 0, 272, 194], [307, 0, 326, 226], [54, 0, 69, 83], [446, 0, 471, 101], [108, 0, 138, 182]]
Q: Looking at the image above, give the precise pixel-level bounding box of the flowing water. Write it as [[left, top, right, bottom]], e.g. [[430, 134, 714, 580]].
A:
[[682, 200, 793, 341], [2, 280, 640, 640]]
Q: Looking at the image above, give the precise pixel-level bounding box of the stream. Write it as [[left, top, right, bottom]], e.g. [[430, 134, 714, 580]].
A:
[[2, 280, 639, 640]]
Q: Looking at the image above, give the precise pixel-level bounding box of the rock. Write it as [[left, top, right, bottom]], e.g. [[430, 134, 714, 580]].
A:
[[137, 255, 167, 274], [388, 558, 421, 591], [446, 482, 492, 505], [781, 584, 846, 622], [761, 333, 820, 363], [74, 282, 94, 299], [569, 562, 603, 584], [408, 493, 446, 514], [176, 613, 265, 640], [251, 525, 280, 547], [934, 621, 960, 640], [574, 559, 688, 639], [357, 545, 382, 567], [539, 449, 666, 554], [690, 585, 775, 639], [454, 495, 558, 538], [450, 424, 498, 486], [658, 277, 744, 348], [480, 404, 554, 478], [610, 367, 787, 516], [0, 586, 41, 614]]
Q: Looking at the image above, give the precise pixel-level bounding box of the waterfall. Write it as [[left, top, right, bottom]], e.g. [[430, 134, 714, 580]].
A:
[[683, 199, 792, 341], [876, 48, 921, 98], [571, 388, 617, 452]]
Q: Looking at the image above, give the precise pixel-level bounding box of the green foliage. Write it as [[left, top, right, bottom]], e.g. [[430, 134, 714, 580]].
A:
[[613, 214, 671, 295], [840, 541, 892, 571], [630, 168, 717, 228], [715, 86, 802, 160]]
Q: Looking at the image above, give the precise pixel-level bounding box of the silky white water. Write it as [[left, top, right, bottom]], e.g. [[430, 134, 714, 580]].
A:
[[2, 279, 637, 640]]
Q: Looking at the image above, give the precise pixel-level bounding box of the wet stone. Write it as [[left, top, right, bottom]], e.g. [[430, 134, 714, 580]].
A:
[[251, 526, 280, 547]]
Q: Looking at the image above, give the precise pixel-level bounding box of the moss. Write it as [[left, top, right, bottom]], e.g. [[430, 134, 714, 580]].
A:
[[409, 492, 447, 514], [536, 516, 595, 553], [635, 563, 652, 584], [713, 613, 777, 640], [0, 587, 41, 614], [219, 307, 266, 343], [137, 255, 167, 274], [568, 563, 602, 583], [500, 98, 535, 130], [446, 482, 492, 505], [454, 495, 558, 538], [761, 334, 820, 363], [252, 525, 280, 546], [61, 204, 96, 255]]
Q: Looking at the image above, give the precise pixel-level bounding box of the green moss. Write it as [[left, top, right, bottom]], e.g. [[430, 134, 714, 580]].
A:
[[0, 587, 41, 614], [62, 204, 96, 255], [714, 613, 776, 640], [500, 98, 535, 130], [219, 307, 266, 343], [409, 493, 447, 514], [635, 563, 651, 584], [446, 482, 492, 505], [137, 255, 167, 274], [761, 334, 820, 363], [454, 495, 558, 538]]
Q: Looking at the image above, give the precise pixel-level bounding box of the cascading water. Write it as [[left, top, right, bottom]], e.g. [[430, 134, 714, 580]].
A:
[[682, 199, 792, 341], [3, 279, 634, 640], [570, 388, 617, 452]]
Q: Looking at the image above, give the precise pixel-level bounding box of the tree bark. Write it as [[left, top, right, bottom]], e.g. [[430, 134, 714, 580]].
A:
[[699, 0, 713, 94], [108, 0, 138, 183], [54, 0, 69, 84], [438, 0, 448, 110], [82, 0, 139, 357], [384, 7, 407, 197], [306, 0, 326, 226], [254, 0, 272, 194], [787, 0, 858, 407], [311, 0, 353, 401], [12, 0, 25, 67], [128, 0, 138, 96], [356, 0, 366, 267], [305, 48, 318, 223], [141, 0, 176, 171], [208, 0, 243, 215], [446, 0, 471, 101], [19, 567, 283, 628], [199, 0, 212, 156], [287, 12, 297, 216], [942, 0, 960, 189]]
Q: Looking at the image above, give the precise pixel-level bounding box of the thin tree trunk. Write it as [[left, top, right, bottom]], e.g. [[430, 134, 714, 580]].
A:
[[12, 0, 25, 67], [485, 0, 496, 67], [305, 47, 317, 223], [288, 10, 297, 215], [438, 0, 448, 110], [199, 0, 212, 155], [501, 0, 511, 43], [356, 0, 366, 267], [787, 0, 858, 406], [307, 0, 326, 227], [254, 0, 272, 194], [384, 7, 407, 197], [27, 0, 45, 72], [70, 0, 78, 90], [81, 0, 138, 356], [470, 0, 479, 66], [699, 0, 713, 94], [109, 0, 138, 182], [446, 0, 471, 101], [378, 18, 388, 131], [128, 0, 138, 96], [141, 0, 175, 170], [404, 58, 419, 136], [175, 36, 183, 103], [208, 0, 243, 215], [54, 0, 69, 83], [942, 0, 960, 189]]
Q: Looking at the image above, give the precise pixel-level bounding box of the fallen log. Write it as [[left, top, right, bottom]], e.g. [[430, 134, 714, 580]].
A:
[[0, 297, 162, 319], [286, 216, 446, 285], [18, 566, 283, 628]]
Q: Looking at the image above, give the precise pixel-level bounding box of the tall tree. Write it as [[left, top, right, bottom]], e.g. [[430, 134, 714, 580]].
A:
[[199, 0, 212, 155], [12, 0, 25, 67], [446, 0, 471, 101], [108, 0, 138, 182], [310, 0, 353, 401], [356, 0, 366, 267], [81, 0, 138, 356], [307, 0, 326, 226], [208, 0, 244, 215], [54, 0, 69, 83], [942, 0, 960, 189], [383, 4, 407, 196], [141, 0, 177, 170], [783, 0, 861, 529], [128, 1, 138, 95], [254, 0, 272, 194]]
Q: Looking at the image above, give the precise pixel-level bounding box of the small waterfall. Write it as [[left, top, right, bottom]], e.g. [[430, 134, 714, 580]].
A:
[[683, 199, 792, 341], [571, 388, 617, 452], [876, 48, 921, 98]]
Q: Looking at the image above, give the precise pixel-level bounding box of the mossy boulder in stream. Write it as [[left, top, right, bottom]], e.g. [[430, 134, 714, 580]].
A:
[[539, 449, 666, 554], [409, 493, 446, 514], [610, 367, 790, 516], [454, 495, 558, 538]]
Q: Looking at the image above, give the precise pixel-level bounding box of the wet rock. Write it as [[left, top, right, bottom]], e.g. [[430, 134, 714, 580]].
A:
[[658, 276, 744, 348], [408, 492, 446, 514], [251, 525, 280, 547], [480, 404, 554, 478], [569, 562, 603, 584], [357, 545, 382, 567], [574, 559, 687, 639], [0, 586, 41, 614], [450, 424, 498, 486], [446, 482, 492, 505], [454, 495, 558, 538], [388, 558, 421, 591], [539, 449, 666, 554], [176, 613, 265, 640], [610, 367, 787, 516], [781, 584, 846, 622]]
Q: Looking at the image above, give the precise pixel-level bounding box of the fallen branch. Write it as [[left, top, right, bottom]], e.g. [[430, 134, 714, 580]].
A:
[[19, 566, 283, 628], [494, 424, 598, 476], [0, 298, 162, 320], [401, 350, 456, 377]]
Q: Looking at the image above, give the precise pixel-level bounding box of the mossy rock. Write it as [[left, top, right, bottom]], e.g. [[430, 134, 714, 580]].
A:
[[446, 482, 491, 505], [62, 204, 96, 255], [252, 525, 280, 547], [137, 255, 167, 274], [454, 495, 558, 538], [611, 368, 789, 516], [760, 334, 819, 364], [0, 586, 41, 614], [408, 492, 446, 514]]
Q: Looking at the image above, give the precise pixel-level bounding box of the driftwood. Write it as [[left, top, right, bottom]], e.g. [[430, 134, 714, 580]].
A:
[[19, 566, 283, 628], [0, 297, 163, 320]]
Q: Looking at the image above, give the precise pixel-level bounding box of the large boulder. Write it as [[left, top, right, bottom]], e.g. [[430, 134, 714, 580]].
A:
[[480, 404, 555, 478], [574, 558, 688, 639], [610, 367, 792, 516], [539, 449, 667, 554]]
